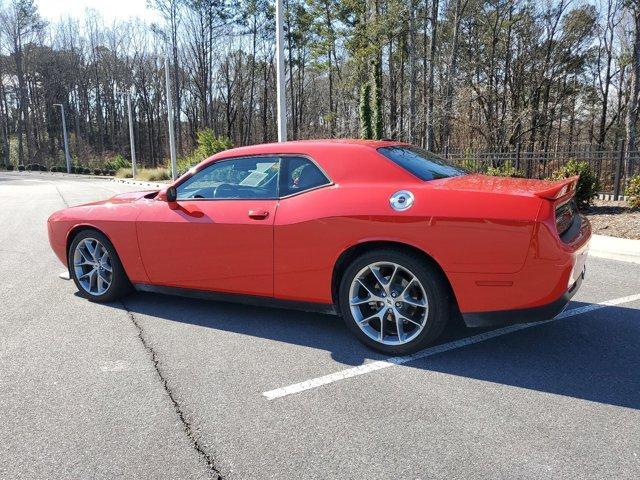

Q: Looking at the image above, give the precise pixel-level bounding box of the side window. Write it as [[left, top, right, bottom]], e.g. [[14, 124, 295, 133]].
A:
[[280, 157, 330, 197], [176, 156, 280, 200]]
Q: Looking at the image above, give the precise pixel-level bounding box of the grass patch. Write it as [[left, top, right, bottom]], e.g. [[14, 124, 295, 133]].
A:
[[116, 167, 171, 182]]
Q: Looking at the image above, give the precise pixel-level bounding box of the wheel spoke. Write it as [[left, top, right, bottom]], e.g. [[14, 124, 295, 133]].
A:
[[356, 279, 379, 299], [388, 265, 399, 287], [399, 277, 416, 298], [399, 315, 423, 328], [395, 315, 405, 342], [369, 265, 388, 287], [78, 269, 94, 280], [86, 240, 98, 261], [358, 311, 381, 326], [403, 296, 426, 308], [350, 295, 373, 306]]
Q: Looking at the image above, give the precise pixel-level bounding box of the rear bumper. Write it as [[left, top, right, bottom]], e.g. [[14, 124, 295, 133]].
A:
[[462, 266, 585, 328]]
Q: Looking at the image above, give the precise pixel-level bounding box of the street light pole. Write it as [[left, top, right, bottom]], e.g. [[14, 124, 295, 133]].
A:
[[53, 103, 71, 174], [126, 93, 137, 178], [165, 57, 178, 180], [275, 0, 287, 142]]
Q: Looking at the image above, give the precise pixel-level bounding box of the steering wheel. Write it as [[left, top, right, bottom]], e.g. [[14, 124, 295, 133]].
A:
[[213, 183, 235, 198]]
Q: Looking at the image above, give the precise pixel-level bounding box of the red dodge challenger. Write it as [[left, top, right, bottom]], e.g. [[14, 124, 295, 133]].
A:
[[48, 140, 590, 354]]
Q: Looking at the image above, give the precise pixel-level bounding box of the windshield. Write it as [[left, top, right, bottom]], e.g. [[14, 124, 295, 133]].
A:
[[378, 146, 467, 181]]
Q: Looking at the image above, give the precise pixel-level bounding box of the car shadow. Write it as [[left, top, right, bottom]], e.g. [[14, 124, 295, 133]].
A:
[[112, 292, 640, 410]]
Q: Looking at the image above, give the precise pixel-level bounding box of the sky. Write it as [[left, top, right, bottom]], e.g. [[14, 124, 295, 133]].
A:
[[36, 0, 161, 24]]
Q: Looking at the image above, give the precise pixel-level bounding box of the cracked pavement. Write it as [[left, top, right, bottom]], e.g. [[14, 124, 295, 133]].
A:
[[1, 172, 639, 479]]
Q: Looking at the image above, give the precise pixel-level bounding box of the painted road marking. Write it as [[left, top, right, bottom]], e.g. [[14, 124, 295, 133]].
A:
[[263, 293, 640, 400]]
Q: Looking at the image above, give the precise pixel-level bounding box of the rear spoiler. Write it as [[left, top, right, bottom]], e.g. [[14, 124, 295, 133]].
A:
[[534, 176, 579, 201]]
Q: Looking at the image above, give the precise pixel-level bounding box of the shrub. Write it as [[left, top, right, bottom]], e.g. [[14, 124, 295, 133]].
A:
[[177, 129, 232, 174], [50, 166, 58, 172], [108, 169, 115, 176], [140, 168, 171, 182], [115, 168, 133, 178], [39, 164, 47, 171], [550, 160, 599, 207], [26, 163, 33, 171], [626, 175, 640, 209], [94, 168, 102, 175], [486, 161, 523, 178], [6, 164, 14, 171], [104, 154, 131, 172], [18, 165, 25, 171]]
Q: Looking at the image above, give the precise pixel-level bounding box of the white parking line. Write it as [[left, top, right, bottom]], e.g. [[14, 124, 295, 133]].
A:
[[263, 293, 640, 400]]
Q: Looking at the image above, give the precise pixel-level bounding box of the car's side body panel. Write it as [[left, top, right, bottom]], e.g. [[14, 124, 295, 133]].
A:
[[272, 184, 540, 305], [135, 198, 276, 296], [47, 199, 150, 284]]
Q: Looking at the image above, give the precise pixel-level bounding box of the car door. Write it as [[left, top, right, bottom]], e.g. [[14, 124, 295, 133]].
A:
[[136, 156, 280, 297]]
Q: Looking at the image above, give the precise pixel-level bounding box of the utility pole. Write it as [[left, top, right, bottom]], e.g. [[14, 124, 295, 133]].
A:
[[275, 0, 287, 142], [53, 104, 71, 174], [126, 93, 137, 178], [165, 58, 178, 180], [116, 87, 138, 178]]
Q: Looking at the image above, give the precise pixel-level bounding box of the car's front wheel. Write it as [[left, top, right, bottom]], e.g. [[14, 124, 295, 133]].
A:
[[68, 229, 131, 302], [339, 249, 450, 355]]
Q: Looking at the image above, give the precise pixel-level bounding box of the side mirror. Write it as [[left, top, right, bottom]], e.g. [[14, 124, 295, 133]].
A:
[[166, 186, 177, 202]]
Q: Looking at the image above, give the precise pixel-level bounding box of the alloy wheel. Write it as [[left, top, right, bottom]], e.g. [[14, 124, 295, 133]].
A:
[[348, 262, 429, 346], [73, 238, 113, 296]]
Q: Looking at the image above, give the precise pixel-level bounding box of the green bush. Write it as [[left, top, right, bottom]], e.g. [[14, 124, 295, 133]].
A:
[[550, 160, 599, 207], [104, 154, 131, 172], [6, 164, 14, 171], [177, 129, 232, 174], [18, 165, 25, 171], [486, 161, 523, 178], [94, 168, 102, 175], [626, 175, 640, 209]]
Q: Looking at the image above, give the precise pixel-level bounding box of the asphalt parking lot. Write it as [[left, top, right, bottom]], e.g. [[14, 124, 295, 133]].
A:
[[1, 171, 639, 479]]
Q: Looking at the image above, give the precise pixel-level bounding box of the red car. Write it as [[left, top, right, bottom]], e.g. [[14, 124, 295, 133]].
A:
[[48, 140, 590, 354]]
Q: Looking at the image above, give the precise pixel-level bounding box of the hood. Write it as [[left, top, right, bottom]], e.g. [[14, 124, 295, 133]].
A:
[[78, 190, 158, 207], [431, 174, 578, 200]]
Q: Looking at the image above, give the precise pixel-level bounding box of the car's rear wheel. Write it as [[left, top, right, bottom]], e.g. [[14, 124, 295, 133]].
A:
[[68, 230, 131, 302], [339, 249, 450, 355]]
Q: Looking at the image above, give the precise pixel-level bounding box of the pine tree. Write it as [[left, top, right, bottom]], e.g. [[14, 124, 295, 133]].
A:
[[372, 58, 383, 140], [359, 82, 373, 139]]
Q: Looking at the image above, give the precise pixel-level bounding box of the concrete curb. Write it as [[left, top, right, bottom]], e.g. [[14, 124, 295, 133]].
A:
[[589, 234, 640, 264], [110, 178, 169, 189], [1, 170, 113, 180]]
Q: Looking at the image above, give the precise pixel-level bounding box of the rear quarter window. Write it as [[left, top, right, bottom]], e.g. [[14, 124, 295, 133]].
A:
[[378, 146, 467, 181]]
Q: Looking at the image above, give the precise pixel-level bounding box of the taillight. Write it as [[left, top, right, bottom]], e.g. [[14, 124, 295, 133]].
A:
[[555, 199, 576, 238]]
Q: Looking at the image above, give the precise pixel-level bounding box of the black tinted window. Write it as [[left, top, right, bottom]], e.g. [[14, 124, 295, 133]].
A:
[[378, 146, 467, 181], [177, 156, 279, 199], [280, 157, 330, 196]]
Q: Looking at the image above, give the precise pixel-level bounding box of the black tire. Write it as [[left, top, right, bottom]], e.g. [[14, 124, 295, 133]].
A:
[[68, 229, 132, 302], [339, 249, 450, 355]]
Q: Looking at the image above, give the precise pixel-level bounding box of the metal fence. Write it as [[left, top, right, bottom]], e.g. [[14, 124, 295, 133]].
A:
[[441, 144, 640, 199]]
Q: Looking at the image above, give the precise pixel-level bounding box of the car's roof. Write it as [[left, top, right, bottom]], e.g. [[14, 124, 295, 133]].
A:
[[213, 139, 406, 159]]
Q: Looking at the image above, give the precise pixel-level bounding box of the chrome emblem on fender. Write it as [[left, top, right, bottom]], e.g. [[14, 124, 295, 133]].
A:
[[389, 190, 414, 211]]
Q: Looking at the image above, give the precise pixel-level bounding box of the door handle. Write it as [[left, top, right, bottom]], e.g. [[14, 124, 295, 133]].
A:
[[248, 209, 269, 220]]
